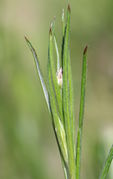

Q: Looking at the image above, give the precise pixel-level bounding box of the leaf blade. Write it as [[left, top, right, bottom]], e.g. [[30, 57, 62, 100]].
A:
[[99, 145, 113, 179], [49, 28, 64, 124], [76, 46, 88, 179], [54, 35, 60, 71], [25, 36, 50, 110], [62, 5, 76, 179], [47, 30, 68, 165]]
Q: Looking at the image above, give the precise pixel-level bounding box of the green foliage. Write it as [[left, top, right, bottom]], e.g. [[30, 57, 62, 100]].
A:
[[75, 46, 87, 179], [100, 145, 113, 179], [62, 5, 75, 179], [25, 3, 113, 179], [24, 36, 50, 111]]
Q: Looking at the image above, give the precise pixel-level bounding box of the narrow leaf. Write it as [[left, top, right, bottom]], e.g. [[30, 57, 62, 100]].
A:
[[50, 19, 60, 71], [49, 107, 69, 179], [48, 28, 64, 123], [25, 36, 50, 110], [56, 115, 68, 164], [62, 5, 76, 179], [51, 19, 60, 71], [54, 35, 60, 71], [99, 145, 113, 179], [47, 29, 68, 164], [76, 46, 88, 179], [68, 53, 75, 149]]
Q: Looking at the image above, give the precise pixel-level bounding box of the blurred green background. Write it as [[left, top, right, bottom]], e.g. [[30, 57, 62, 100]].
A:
[[0, 0, 113, 178]]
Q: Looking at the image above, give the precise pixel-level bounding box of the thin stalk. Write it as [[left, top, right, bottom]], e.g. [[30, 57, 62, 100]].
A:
[[76, 46, 88, 179], [62, 5, 76, 179], [99, 145, 113, 179]]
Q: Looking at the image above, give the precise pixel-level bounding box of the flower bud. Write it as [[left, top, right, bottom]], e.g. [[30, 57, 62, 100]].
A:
[[57, 68, 63, 87]]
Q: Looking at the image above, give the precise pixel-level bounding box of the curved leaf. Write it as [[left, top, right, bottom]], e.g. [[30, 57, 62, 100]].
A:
[[25, 36, 50, 111]]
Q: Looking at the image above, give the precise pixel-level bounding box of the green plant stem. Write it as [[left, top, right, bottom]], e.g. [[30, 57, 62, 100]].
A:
[[99, 145, 113, 179], [62, 5, 76, 179], [76, 46, 87, 179]]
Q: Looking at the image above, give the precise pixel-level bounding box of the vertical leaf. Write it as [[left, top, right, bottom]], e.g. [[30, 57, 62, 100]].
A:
[[99, 145, 113, 179], [48, 28, 64, 124], [51, 19, 60, 71], [68, 53, 75, 149], [47, 29, 68, 165], [54, 35, 60, 71], [76, 46, 88, 179], [62, 5, 76, 179]]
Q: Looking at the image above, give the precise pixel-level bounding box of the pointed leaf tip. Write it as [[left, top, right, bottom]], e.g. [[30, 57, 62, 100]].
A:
[[49, 27, 52, 35], [24, 36, 29, 43], [25, 36, 50, 111], [24, 36, 33, 50], [50, 17, 56, 29], [83, 45, 88, 55], [68, 4, 71, 13]]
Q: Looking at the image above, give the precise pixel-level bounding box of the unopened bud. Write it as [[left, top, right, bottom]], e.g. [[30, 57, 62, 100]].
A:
[[57, 68, 63, 87]]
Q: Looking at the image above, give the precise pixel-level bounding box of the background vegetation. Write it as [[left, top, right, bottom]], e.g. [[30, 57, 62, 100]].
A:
[[0, 0, 113, 178]]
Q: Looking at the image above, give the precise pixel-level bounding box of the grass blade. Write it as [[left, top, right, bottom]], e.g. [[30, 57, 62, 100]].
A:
[[62, 5, 76, 179], [25, 36, 50, 110], [54, 35, 60, 71], [51, 19, 60, 71], [48, 28, 64, 123], [68, 53, 75, 150], [99, 145, 113, 179], [76, 46, 88, 179], [47, 29, 68, 165]]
